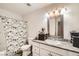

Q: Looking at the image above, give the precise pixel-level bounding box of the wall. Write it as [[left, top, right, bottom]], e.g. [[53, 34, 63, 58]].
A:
[[64, 4, 79, 40], [24, 3, 79, 41], [24, 10, 48, 39], [23, 4, 64, 39], [0, 8, 23, 20], [23, 4, 65, 41]]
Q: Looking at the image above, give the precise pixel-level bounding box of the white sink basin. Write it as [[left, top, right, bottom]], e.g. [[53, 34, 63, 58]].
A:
[[45, 39, 62, 45], [21, 45, 31, 51]]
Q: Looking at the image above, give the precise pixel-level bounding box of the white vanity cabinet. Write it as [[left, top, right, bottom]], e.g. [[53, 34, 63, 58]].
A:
[[32, 41, 62, 56], [32, 40, 79, 56]]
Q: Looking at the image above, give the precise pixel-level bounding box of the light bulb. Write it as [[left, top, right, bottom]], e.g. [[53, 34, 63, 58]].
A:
[[55, 10, 60, 16], [60, 8, 66, 15], [49, 12, 54, 17]]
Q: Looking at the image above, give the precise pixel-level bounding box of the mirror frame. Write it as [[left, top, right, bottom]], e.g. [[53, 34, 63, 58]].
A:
[[47, 15, 64, 38]]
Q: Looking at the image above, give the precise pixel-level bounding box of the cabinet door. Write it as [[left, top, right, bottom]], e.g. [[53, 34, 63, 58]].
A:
[[32, 42, 40, 56], [33, 45, 40, 54], [40, 48, 51, 56]]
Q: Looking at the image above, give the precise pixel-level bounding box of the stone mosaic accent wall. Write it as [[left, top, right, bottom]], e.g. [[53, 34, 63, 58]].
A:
[[0, 16, 28, 56]]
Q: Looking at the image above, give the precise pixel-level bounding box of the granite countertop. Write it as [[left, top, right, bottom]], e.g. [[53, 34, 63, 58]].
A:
[[32, 39, 79, 53]]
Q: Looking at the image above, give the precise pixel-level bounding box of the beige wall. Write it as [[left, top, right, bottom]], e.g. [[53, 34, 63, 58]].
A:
[[64, 4, 79, 40], [24, 3, 79, 41], [24, 4, 64, 39]]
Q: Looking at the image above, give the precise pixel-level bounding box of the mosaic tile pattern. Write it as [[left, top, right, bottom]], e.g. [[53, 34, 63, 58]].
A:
[[0, 16, 28, 56]]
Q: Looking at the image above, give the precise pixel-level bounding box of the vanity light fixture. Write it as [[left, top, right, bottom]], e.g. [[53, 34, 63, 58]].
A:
[[46, 7, 68, 18]]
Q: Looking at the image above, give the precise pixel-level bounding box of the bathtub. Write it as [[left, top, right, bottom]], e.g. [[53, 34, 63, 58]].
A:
[[0, 50, 6, 56]]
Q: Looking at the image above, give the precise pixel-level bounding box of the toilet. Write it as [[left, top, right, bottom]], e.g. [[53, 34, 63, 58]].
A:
[[21, 45, 31, 56]]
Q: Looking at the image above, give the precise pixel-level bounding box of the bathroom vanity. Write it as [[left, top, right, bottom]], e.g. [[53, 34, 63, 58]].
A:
[[32, 39, 79, 56]]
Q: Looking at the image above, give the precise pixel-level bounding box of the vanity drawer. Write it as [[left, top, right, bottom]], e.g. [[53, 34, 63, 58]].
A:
[[40, 43, 67, 56], [51, 48, 68, 56], [51, 52, 62, 56], [33, 45, 40, 54], [40, 48, 62, 56], [67, 51, 79, 56], [40, 43, 53, 50]]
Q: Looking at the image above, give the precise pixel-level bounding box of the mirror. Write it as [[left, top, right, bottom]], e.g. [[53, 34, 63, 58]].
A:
[[47, 15, 64, 38]]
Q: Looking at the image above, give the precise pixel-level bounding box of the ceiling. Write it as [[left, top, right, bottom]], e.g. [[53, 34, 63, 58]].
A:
[[0, 3, 50, 16]]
